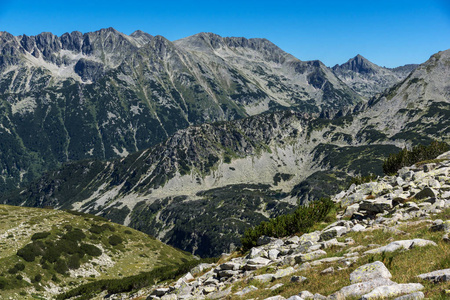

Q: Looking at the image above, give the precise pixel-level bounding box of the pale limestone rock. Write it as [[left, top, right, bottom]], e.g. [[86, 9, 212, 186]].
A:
[[417, 268, 450, 282], [338, 278, 396, 297], [299, 231, 321, 244], [360, 283, 424, 300], [253, 274, 274, 283], [295, 250, 326, 263], [269, 283, 284, 290], [274, 266, 296, 279], [350, 261, 392, 284], [393, 292, 425, 300], [234, 285, 258, 296], [264, 296, 286, 300]]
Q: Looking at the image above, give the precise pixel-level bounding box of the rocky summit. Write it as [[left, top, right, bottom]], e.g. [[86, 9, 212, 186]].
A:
[[110, 151, 450, 300]]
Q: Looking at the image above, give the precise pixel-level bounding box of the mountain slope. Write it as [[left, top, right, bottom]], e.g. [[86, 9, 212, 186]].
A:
[[332, 54, 418, 98], [4, 49, 449, 257], [0, 29, 362, 193], [0, 204, 193, 299]]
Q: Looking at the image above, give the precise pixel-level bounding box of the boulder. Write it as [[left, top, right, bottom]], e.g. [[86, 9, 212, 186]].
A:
[[343, 203, 360, 218], [414, 187, 436, 200], [430, 220, 450, 232], [320, 226, 348, 241], [264, 296, 286, 300], [151, 287, 171, 297], [161, 294, 178, 300], [291, 275, 307, 282], [234, 285, 258, 296], [359, 198, 392, 213], [268, 249, 280, 260], [286, 296, 304, 300], [349, 261, 392, 284], [299, 232, 321, 244], [360, 283, 424, 300], [393, 292, 425, 300], [247, 247, 263, 258], [295, 250, 326, 263], [364, 239, 437, 254], [286, 236, 300, 244], [273, 267, 296, 279], [351, 224, 366, 232], [219, 262, 240, 270], [257, 235, 274, 246], [270, 283, 284, 290], [417, 268, 450, 282], [338, 278, 396, 298], [298, 291, 314, 299], [253, 274, 274, 283]]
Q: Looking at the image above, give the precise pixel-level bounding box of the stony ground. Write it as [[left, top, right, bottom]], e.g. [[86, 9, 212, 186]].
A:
[[115, 151, 450, 300]]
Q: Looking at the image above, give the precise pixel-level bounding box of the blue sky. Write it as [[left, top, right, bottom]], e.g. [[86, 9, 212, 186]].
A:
[[1, 0, 449, 67]]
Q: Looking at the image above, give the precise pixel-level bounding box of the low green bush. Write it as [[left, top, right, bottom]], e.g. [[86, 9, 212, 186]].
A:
[[240, 197, 334, 251], [108, 235, 123, 246], [383, 141, 449, 175], [31, 232, 51, 241]]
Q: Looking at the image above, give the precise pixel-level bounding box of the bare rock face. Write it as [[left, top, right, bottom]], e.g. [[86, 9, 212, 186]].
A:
[[333, 54, 418, 98]]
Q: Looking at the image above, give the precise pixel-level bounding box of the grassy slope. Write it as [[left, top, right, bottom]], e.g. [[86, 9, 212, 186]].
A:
[[0, 205, 192, 300]]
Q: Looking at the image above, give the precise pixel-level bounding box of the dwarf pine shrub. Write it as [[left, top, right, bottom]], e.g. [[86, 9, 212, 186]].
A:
[[240, 197, 334, 251], [383, 141, 449, 175]]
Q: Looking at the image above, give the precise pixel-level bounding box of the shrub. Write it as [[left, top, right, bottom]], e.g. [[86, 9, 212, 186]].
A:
[[17, 241, 45, 262], [108, 235, 123, 246], [383, 141, 449, 175], [62, 229, 86, 241], [0, 277, 6, 290], [54, 258, 68, 275], [14, 263, 25, 271], [240, 198, 334, 251], [34, 274, 42, 282], [80, 244, 102, 257], [16, 275, 23, 280], [89, 225, 104, 234], [67, 254, 81, 270], [31, 232, 51, 241]]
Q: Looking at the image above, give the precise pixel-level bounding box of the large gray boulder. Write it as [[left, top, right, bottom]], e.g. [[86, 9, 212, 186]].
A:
[[360, 283, 424, 300], [417, 268, 450, 282], [364, 239, 437, 254], [359, 198, 393, 213], [393, 292, 425, 300], [337, 278, 396, 298], [350, 261, 392, 284]]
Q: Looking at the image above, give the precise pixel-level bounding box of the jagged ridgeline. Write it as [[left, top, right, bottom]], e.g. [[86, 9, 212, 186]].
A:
[[1, 29, 449, 257], [0, 205, 194, 299], [0, 28, 362, 192]]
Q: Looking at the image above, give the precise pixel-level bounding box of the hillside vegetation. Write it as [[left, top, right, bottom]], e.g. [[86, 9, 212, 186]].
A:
[[0, 205, 193, 299]]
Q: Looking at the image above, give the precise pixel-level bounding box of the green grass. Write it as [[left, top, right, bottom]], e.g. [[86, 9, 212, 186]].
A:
[[0, 204, 193, 299]]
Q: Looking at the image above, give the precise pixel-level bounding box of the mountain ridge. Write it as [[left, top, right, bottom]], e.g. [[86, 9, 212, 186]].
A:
[[0, 28, 363, 192], [332, 54, 419, 98]]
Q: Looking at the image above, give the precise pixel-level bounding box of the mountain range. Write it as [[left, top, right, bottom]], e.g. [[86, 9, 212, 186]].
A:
[[0, 28, 449, 257]]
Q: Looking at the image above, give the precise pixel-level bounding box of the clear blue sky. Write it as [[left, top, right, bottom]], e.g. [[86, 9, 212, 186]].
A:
[[1, 0, 449, 68]]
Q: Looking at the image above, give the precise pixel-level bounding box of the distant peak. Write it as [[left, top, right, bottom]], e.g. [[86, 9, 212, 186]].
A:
[[334, 54, 377, 74]]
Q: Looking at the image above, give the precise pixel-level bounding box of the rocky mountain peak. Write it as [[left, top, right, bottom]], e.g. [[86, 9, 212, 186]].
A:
[[130, 30, 154, 45], [332, 54, 418, 98], [335, 54, 378, 75]]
